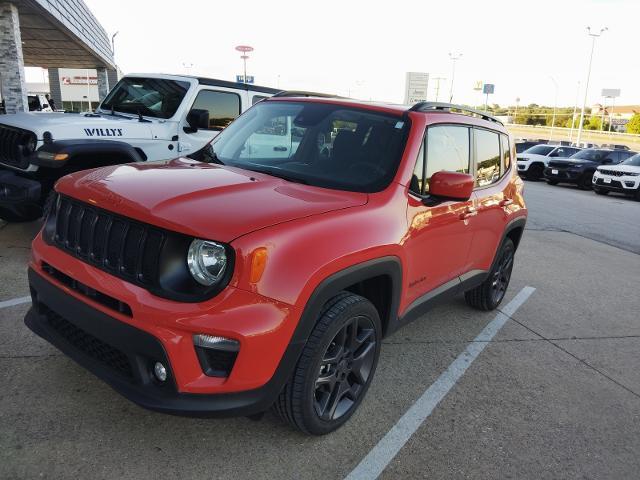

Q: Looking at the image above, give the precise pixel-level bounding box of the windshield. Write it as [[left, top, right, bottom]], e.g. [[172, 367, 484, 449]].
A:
[[100, 77, 190, 119], [523, 145, 554, 155], [204, 101, 410, 193], [621, 154, 640, 166], [570, 149, 607, 161]]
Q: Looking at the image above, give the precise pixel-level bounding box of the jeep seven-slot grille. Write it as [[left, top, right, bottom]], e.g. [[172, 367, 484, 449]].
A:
[[0, 124, 35, 169], [599, 169, 625, 177], [42, 304, 134, 379], [52, 195, 166, 288]]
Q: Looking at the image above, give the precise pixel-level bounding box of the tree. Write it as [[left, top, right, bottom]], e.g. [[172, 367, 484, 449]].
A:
[[626, 113, 640, 134], [585, 116, 609, 131]]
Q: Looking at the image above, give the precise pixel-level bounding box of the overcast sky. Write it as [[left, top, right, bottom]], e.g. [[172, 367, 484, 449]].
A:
[[38, 0, 640, 108]]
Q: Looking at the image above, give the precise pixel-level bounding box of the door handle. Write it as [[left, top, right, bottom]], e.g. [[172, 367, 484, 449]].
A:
[[460, 207, 478, 220], [273, 146, 288, 152], [499, 198, 513, 207]]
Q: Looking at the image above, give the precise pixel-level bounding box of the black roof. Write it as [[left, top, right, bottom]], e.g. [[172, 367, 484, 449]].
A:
[[194, 76, 280, 94]]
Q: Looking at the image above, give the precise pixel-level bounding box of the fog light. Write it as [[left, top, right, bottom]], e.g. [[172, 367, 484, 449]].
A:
[[625, 181, 635, 187], [153, 361, 167, 382], [193, 334, 239, 352], [193, 334, 239, 377]]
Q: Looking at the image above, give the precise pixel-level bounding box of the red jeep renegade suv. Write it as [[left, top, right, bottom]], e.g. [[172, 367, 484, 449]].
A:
[[25, 96, 526, 435]]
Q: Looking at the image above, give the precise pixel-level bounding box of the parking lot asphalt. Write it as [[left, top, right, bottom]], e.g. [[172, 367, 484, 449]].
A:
[[1, 180, 639, 480]]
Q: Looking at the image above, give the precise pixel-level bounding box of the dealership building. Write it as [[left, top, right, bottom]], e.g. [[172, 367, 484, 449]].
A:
[[0, 0, 117, 114]]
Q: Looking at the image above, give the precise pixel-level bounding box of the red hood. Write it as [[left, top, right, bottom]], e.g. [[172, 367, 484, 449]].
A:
[[55, 158, 368, 242]]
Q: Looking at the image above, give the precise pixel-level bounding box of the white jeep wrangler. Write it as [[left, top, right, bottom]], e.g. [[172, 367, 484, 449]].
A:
[[0, 73, 279, 221]]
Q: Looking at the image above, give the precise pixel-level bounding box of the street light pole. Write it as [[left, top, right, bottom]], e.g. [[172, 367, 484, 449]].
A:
[[576, 26, 607, 147], [569, 81, 580, 143], [111, 31, 119, 58], [550, 77, 558, 141], [432, 76, 446, 102], [448, 52, 462, 103]]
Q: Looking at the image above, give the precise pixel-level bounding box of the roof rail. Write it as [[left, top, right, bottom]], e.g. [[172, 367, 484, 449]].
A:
[[271, 90, 343, 99], [409, 102, 503, 125]]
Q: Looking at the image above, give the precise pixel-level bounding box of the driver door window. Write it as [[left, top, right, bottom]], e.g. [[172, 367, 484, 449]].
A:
[[424, 125, 470, 193], [190, 90, 241, 130]]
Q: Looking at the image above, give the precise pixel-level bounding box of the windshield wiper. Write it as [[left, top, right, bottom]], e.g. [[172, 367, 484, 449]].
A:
[[245, 166, 308, 185]]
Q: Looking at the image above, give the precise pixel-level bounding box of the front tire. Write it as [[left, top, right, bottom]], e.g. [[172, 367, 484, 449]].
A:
[[273, 292, 381, 435], [594, 187, 608, 195], [578, 173, 594, 190], [546, 180, 558, 185], [465, 238, 515, 311]]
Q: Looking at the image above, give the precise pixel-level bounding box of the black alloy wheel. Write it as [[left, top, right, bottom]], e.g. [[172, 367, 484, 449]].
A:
[[273, 292, 381, 435], [490, 242, 515, 305], [465, 237, 516, 311], [313, 314, 376, 421]]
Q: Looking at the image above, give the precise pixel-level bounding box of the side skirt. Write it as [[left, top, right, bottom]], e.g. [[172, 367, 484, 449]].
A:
[[393, 269, 488, 332]]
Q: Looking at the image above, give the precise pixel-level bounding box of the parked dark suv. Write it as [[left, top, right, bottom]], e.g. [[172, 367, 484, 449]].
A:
[[544, 148, 637, 189]]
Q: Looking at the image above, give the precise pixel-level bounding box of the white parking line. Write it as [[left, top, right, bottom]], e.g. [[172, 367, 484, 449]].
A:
[[344, 286, 536, 480], [0, 296, 31, 309]]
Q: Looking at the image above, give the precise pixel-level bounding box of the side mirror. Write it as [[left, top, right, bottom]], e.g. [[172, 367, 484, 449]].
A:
[[429, 171, 475, 201], [185, 108, 210, 133]]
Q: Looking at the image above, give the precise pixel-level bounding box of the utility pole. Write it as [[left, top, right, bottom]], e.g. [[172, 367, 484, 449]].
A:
[[448, 52, 462, 102], [576, 26, 607, 146]]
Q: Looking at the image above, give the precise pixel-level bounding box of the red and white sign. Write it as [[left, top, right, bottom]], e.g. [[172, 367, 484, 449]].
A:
[[61, 76, 97, 85], [235, 45, 254, 53]]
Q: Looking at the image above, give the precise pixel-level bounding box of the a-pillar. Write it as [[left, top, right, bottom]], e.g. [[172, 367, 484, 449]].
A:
[[0, 2, 28, 113], [96, 67, 109, 101]]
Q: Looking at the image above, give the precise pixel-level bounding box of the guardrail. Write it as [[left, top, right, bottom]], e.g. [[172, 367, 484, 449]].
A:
[[505, 123, 640, 150]]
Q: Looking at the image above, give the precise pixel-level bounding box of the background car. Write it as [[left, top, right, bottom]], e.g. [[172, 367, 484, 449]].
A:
[[515, 139, 546, 153], [517, 144, 581, 180], [544, 148, 637, 189], [592, 153, 640, 199]]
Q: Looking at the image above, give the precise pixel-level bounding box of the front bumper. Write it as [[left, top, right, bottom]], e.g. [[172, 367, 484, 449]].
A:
[[25, 235, 305, 417], [592, 173, 640, 193], [543, 167, 582, 183]]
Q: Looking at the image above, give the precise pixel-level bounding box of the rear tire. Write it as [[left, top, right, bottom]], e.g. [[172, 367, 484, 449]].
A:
[[528, 164, 544, 181], [465, 238, 515, 311], [273, 292, 381, 435]]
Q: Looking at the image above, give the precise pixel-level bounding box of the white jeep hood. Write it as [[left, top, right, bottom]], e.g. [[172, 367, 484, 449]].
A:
[[0, 111, 159, 141], [599, 164, 640, 174]]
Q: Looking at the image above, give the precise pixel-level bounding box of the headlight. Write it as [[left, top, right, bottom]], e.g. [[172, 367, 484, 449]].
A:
[[626, 172, 639, 177], [187, 239, 228, 286]]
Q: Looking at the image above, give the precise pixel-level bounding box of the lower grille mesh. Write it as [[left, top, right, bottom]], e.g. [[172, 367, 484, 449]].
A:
[[43, 304, 133, 379]]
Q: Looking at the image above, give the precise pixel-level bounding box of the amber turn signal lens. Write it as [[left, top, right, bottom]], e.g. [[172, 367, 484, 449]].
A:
[[54, 153, 69, 161], [250, 248, 267, 283]]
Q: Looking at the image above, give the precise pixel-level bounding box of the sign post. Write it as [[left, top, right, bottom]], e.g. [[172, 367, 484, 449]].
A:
[[601, 88, 621, 134], [482, 83, 495, 112], [235, 45, 254, 83]]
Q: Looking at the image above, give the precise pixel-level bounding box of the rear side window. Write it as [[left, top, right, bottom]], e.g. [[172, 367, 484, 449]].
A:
[[191, 90, 241, 130], [501, 134, 511, 173], [423, 125, 470, 193], [474, 129, 501, 187], [252, 95, 268, 105]]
